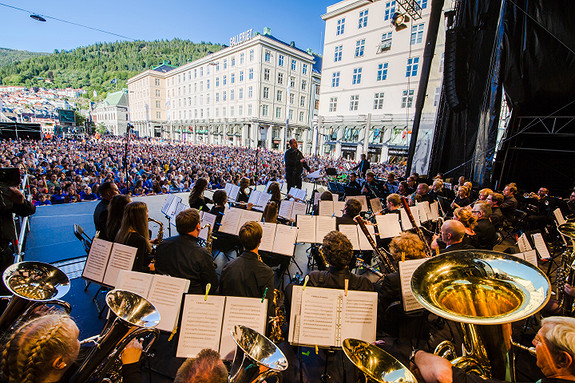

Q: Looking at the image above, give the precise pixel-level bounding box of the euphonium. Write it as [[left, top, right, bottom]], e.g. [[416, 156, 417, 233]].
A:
[[70, 289, 160, 383], [557, 223, 575, 315], [229, 325, 288, 383], [411, 250, 551, 380], [0, 261, 71, 331]]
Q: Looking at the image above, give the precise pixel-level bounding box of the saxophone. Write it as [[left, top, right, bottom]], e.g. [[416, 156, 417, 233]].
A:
[[148, 217, 164, 272], [268, 289, 286, 343], [202, 223, 213, 253], [557, 223, 575, 315]]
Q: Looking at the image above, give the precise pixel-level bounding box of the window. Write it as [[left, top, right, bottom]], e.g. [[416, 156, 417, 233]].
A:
[[276, 107, 282, 118], [155, 90, 160, 97], [358, 9, 368, 28], [299, 111, 304, 122], [239, 71, 244, 82], [352, 68, 362, 84], [262, 105, 269, 116], [215, 77, 219, 87], [384, 1, 396, 20], [289, 109, 294, 120], [277, 90, 283, 102], [291, 60, 296, 71], [379, 32, 393, 52], [215, 62, 220, 71], [373, 92, 384, 109], [303, 63, 308, 75], [194, 69, 197, 79], [155, 100, 161, 108], [264, 51, 271, 62], [200, 67, 204, 76], [215, 92, 219, 102], [300, 96, 305, 107], [223, 91, 227, 101], [240, 53, 244, 64], [248, 86, 253, 98], [215, 108, 219, 117], [207, 94, 210, 103], [223, 59, 227, 69], [154, 79, 160, 86], [406, 57, 420, 77], [332, 72, 340, 87], [230, 90, 234, 100], [355, 39, 365, 57], [223, 75, 227, 85], [249, 68, 254, 80], [329, 97, 337, 112], [350, 95, 359, 111], [231, 73, 235, 84], [336, 18, 345, 35], [416, 0, 428, 9], [279, 55, 284, 66], [222, 107, 226, 117], [277, 73, 283, 85], [290, 93, 294, 104], [249, 50, 254, 61], [377, 63, 389, 81], [230, 106, 234, 116], [290, 77, 295, 87], [239, 105, 243, 116], [200, 81, 203, 91], [411, 24, 424, 45], [248, 104, 252, 115], [301, 80, 307, 91], [239, 88, 243, 99], [264, 69, 270, 81], [156, 111, 161, 119], [263, 87, 269, 99], [401, 89, 414, 108], [207, 79, 210, 89], [231, 57, 235, 67], [334, 45, 343, 62]]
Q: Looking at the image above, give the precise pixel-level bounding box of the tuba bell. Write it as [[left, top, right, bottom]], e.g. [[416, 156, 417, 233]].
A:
[[411, 250, 551, 380], [69, 289, 161, 383], [229, 325, 288, 383], [556, 223, 575, 315], [0, 261, 71, 331]]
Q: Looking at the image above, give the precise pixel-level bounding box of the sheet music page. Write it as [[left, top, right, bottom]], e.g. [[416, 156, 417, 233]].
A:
[[369, 198, 383, 213], [554, 208, 567, 226], [520, 249, 539, 267], [399, 258, 428, 312], [291, 202, 307, 220], [316, 216, 337, 243], [319, 201, 334, 217], [170, 202, 187, 227], [339, 225, 360, 250], [332, 193, 339, 201], [532, 233, 551, 260], [417, 201, 431, 222], [237, 210, 263, 234], [430, 202, 440, 220], [376, 214, 402, 239], [199, 212, 217, 240], [279, 200, 294, 220], [115, 270, 154, 298], [177, 295, 226, 358], [230, 185, 240, 202], [219, 207, 242, 235], [248, 190, 262, 206], [313, 191, 322, 207], [296, 215, 316, 243], [400, 208, 414, 231], [147, 274, 190, 332], [273, 224, 298, 256], [288, 285, 303, 344], [347, 195, 368, 212], [82, 238, 113, 283], [259, 222, 277, 252], [102, 243, 138, 287], [340, 290, 378, 346], [333, 201, 346, 218], [358, 224, 376, 251], [161, 194, 176, 216], [293, 286, 340, 347], [219, 296, 269, 360], [257, 192, 272, 208], [517, 233, 533, 252]]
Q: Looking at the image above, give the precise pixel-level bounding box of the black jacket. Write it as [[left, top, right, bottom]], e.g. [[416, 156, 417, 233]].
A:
[[284, 148, 310, 179], [93, 199, 109, 237], [473, 218, 497, 250], [440, 241, 476, 253]]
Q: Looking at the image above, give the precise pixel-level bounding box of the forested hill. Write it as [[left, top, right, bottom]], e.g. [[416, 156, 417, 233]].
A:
[[0, 48, 49, 67], [0, 39, 223, 99]]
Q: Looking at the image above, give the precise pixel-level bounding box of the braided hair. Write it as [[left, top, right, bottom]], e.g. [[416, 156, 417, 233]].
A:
[[0, 314, 80, 383]]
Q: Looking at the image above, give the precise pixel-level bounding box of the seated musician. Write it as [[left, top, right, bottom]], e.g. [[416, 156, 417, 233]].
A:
[[375, 193, 402, 250], [452, 207, 476, 247], [487, 192, 505, 230], [451, 186, 472, 211], [115, 201, 153, 273], [362, 171, 384, 199], [428, 179, 445, 201], [312, 190, 333, 215], [220, 221, 274, 316], [478, 188, 493, 202], [384, 172, 399, 194], [174, 349, 228, 383], [398, 181, 410, 197], [501, 183, 519, 224], [431, 220, 475, 253], [188, 178, 213, 212], [267, 181, 282, 204], [236, 177, 251, 204], [408, 183, 434, 206], [259, 201, 290, 278], [336, 198, 362, 228], [346, 172, 362, 195], [412, 316, 575, 383], [210, 190, 242, 254], [471, 202, 497, 250]]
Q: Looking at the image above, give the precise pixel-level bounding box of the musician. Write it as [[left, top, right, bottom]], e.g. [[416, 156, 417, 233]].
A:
[[452, 207, 476, 246], [409, 183, 434, 206], [526, 187, 554, 231], [501, 184, 518, 223], [406, 176, 417, 195], [155, 208, 219, 294], [220, 221, 274, 316], [105, 194, 132, 243], [451, 186, 472, 211], [567, 191, 575, 218], [237, 177, 251, 204], [115, 201, 153, 273], [376, 194, 402, 250], [428, 179, 445, 201], [398, 181, 410, 197], [336, 198, 362, 228], [174, 349, 228, 383], [312, 191, 333, 215], [478, 188, 494, 202], [471, 202, 497, 250], [188, 178, 212, 212], [284, 138, 310, 190], [353, 153, 370, 177], [362, 171, 385, 199], [346, 172, 362, 195], [487, 192, 505, 229], [93, 181, 119, 237], [384, 172, 399, 194], [267, 181, 282, 204], [210, 190, 242, 254], [432, 220, 475, 253], [412, 316, 575, 383]]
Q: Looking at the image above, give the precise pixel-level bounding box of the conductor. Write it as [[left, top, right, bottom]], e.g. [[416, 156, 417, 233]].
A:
[[285, 138, 311, 190]]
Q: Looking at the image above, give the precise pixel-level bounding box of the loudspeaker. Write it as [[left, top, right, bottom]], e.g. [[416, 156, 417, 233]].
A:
[[443, 28, 467, 112]]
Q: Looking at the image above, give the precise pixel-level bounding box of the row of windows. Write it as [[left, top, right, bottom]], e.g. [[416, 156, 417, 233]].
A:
[[263, 69, 308, 90], [331, 57, 418, 87], [261, 105, 306, 122], [172, 105, 306, 122], [327, 90, 414, 112], [172, 86, 309, 107], [263, 51, 309, 75]]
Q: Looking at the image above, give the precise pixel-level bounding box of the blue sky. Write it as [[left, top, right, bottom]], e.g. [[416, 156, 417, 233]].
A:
[[0, 0, 334, 54]]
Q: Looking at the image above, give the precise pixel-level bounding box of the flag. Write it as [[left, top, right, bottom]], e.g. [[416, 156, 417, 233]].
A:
[[111, 78, 117, 84]]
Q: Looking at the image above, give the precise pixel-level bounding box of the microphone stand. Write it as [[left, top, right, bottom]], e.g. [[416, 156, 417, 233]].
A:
[[123, 124, 132, 194]]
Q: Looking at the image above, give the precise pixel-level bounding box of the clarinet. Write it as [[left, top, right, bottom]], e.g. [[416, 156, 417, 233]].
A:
[[400, 197, 433, 256], [355, 216, 397, 273]]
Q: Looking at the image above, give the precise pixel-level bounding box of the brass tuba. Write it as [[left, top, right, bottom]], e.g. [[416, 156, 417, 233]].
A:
[[229, 325, 288, 383], [0, 261, 71, 331], [342, 338, 418, 383], [69, 289, 160, 383], [556, 223, 575, 315], [411, 250, 551, 380]]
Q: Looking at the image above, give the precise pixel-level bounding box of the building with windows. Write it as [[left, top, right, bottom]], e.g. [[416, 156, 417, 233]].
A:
[[91, 89, 129, 136], [127, 28, 320, 153], [318, 0, 445, 163]]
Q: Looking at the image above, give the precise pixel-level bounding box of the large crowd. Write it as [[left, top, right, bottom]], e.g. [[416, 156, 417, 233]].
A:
[[0, 136, 406, 206]]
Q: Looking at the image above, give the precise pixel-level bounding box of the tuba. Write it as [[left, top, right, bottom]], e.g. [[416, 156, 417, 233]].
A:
[[342, 338, 418, 383], [0, 261, 71, 331], [556, 223, 575, 315], [69, 289, 160, 383], [411, 250, 551, 380], [229, 325, 288, 383]]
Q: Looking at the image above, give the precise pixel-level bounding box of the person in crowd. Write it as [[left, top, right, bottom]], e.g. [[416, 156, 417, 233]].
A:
[[353, 153, 370, 177], [336, 198, 362, 228], [236, 177, 251, 204], [478, 188, 494, 202], [471, 202, 497, 249], [34, 193, 51, 206], [93, 181, 119, 237], [188, 178, 212, 212], [50, 187, 67, 205], [346, 172, 362, 195], [452, 207, 477, 245], [487, 192, 505, 229], [432, 220, 475, 253], [174, 349, 228, 383], [451, 186, 472, 210], [384, 172, 399, 194], [105, 194, 132, 242], [284, 138, 311, 190], [115, 201, 153, 273], [155, 208, 218, 294], [362, 171, 385, 199], [501, 183, 519, 223], [80, 185, 97, 201]]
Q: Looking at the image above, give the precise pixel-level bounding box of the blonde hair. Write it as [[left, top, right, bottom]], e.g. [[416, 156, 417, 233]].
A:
[[453, 207, 476, 229], [389, 232, 427, 261]]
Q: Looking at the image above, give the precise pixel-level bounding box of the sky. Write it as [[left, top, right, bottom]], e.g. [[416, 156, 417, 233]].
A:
[[0, 0, 334, 54]]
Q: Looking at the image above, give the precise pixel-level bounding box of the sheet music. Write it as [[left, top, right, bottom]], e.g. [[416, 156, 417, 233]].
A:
[[332, 193, 339, 202], [375, 214, 402, 239], [115, 270, 154, 298], [199, 212, 217, 240], [532, 233, 551, 260], [399, 258, 428, 312], [225, 183, 240, 202], [517, 233, 532, 252], [346, 195, 368, 212], [248, 190, 263, 206], [237, 210, 263, 233], [147, 274, 190, 332], [340, 290, 378, 346], [307, 169, 322, 179], [520, 249, 539, 267], [291, 202, 307, 220], [170, 202, 187, 227], [161, 194, 176, 216], [219, 297, 268, 360], [313, 191, 322, 207], [294, 286, 339, 347], [102, 243, 138, 287], [273, 224, 298, 256], [369, 198, 383, 213], [177, 295, 226, 358], [319, 200, 334, 217], [339, 225, 360, 250], [316, 216, 337, 243], [83, 238, 113, 283], [296, 215, 316, 243], [219, 207, 242, 235], [399, 207, 420, 230], [358, 224, 376, 251], [554, 208, 567, 226], [259, 222, 277, 252], [288, 187, 307, 201], [417, 201, 431, 222], [279, 200, 294, 220], [333, 201, 346, 218], [429, 202, 440, 220], [256, 192, 272, 208]]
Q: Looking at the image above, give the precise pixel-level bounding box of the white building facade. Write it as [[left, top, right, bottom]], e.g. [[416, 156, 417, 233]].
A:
[[91, 90, 129, 136], [319, 0, 445, 164]]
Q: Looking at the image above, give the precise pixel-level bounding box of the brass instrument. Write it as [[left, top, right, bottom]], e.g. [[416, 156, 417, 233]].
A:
[[70, 289, 161, 383], [342, 338, 418, 383], [202, 223, 214, 253], [400, 197, 432, 256], [411, 250, 551, 380], [268, 289, 286, 344], [355, 216, 397, 273], [148, 217, 164, 245], [0, 261, 71, 331], [229, 325, 288, 383], [557, 223, 575, 315]]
